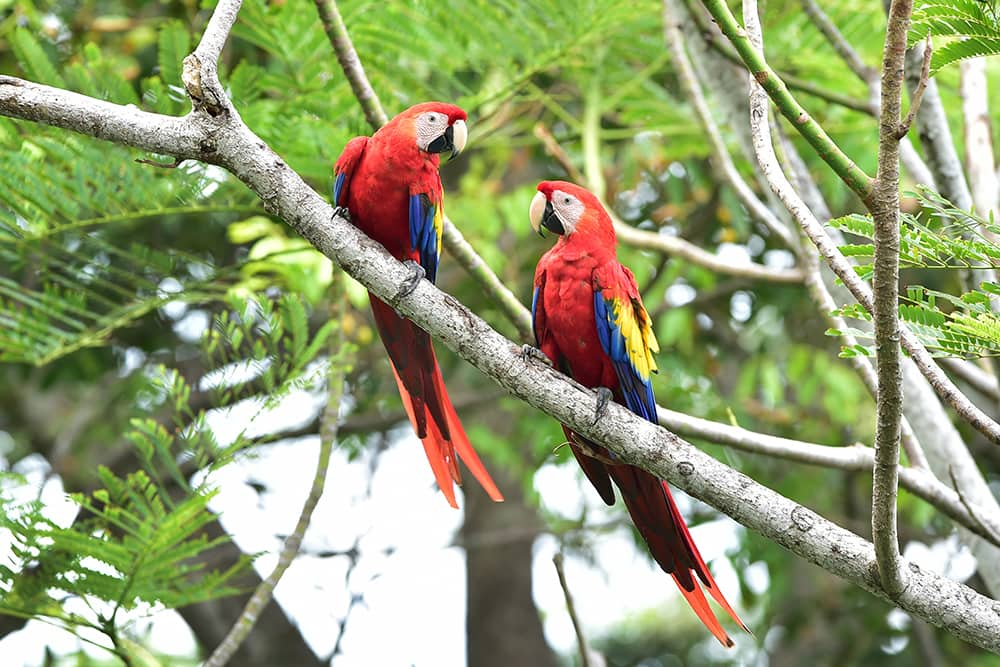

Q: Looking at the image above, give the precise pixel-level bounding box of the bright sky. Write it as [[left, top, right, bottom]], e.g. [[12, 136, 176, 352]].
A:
[[0, 382, 979, 665]]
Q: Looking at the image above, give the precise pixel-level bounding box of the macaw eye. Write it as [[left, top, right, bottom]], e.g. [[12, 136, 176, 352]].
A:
[[563, 197, 572, 204], [428, 114, 438, 123]]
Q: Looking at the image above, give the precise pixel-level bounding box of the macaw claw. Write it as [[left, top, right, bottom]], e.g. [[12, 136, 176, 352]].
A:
[[332, 205, 352, 223], [594, 386, 614, 425], [521, 344, 552, 367], [396, 260, 426, 301]]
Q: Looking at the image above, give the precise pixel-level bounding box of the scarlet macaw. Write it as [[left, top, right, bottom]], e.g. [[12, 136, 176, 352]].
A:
[[528, 180, 747, 646], [333, 103, 503, 508]]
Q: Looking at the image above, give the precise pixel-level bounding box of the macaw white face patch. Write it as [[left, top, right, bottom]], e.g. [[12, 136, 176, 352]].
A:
[[550, 189, 584, 234], [415, 111, 448, 152]]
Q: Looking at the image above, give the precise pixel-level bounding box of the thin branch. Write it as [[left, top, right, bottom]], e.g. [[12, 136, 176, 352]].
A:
[[711, 13, 1000, 447], [312, 0, 387, 129], [701, 0, 875, 201], [948, 467, 1000, 547], [663, 0, 797, 248], [553, 552, 593, 667], [312, 0, 533, 341], [939, 357, 1000, 400], [656, 407, 1000, 545], [799, 232, 929, 470], [799, 0, 878, 84], [897, 36, 931, 139], [612, 212, 803, 283], [682, 0, 875, 114], [3, 15, 1000, 652], [204, 273, 349, 667], [537, 118, 803, 284], [868, 0, 912, 597]]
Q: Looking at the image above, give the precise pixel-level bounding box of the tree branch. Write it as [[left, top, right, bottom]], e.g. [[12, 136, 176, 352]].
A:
[[552, 552, 594, 667], [204, 272, 349, 667], [312, 0, 388, 129], [663, 0, 797, 248], [2, 7, 1000, 650], [710, 10, 1000, 447], [868, 0, 912, 597], [701, 0, 875, 201], [657, 407, 1000, 545], [682, 0, 874, 114], [897, 36, 931, 139]]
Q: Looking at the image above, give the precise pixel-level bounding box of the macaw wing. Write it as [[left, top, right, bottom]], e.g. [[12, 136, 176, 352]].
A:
[[333, 136, 369, 207], [592, 263, 661, 423], [533, 267, 615, 505], [409, 186, 444, 283]]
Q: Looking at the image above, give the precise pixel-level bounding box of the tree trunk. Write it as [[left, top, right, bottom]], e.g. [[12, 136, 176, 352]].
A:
[[463, 463, 557, 667]]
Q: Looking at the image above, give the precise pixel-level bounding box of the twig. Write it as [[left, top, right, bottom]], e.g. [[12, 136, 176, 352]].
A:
[[902, 39, 973, 210], [312, 0, 533, 341], [553, 552, 592, 667], [312, 0, 387, 128], [948, 466, 1000, 546], [701, 0, 875, 200], [896, 36, 931, 139], [663, 0, 797, 248], [867, 0, 913, 598], [204, 273, 350, 667], [656, 407, 998, 545], [4, 6, 1000, 649], [134, 156, 183, 168]]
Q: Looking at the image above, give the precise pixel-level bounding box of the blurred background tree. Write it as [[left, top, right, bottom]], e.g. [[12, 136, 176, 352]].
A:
[[1, 0, 999, 665]]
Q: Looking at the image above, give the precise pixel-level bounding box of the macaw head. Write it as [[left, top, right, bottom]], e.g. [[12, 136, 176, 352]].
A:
[[529, 180, 616, 248], [393, 102, 468, 160]]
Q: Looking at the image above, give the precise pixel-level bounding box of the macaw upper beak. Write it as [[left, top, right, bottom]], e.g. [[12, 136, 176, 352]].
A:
[[529, 191, 565, 236], [427, 119, 468, 160]]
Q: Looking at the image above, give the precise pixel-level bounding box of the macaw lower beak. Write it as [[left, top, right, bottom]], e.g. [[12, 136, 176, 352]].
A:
[[529, 191, 565, 236], [427, 119, 468, 160]]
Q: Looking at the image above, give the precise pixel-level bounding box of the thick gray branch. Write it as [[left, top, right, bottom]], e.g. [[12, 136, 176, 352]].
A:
[[1, 57, 999, 656]]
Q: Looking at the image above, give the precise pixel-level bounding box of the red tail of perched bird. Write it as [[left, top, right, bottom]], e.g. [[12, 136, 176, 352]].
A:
[[333, 103, 503, 508], [528, 180, 748, 646]]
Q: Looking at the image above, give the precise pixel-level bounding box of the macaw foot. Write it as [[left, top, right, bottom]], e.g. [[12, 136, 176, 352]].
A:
[[395, 260, 426, 300], [332, 205, 352, 223], [520, 344, 552, 367], [593, 387, 614, 425]]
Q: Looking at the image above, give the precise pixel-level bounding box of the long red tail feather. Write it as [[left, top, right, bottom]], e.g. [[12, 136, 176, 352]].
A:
[[607, 461, 746, 646], [371, 295, 503, 506]]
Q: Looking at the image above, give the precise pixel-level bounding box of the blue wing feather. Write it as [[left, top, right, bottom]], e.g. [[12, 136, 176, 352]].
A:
[[333, 172, 347, 205], [593, 290, 658, 424], [409, 193, 440, 282]]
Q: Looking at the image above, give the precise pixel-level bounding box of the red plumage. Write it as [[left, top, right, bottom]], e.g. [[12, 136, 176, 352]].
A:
[[333, 103, 503, 508], [530, 180, 747, 647]]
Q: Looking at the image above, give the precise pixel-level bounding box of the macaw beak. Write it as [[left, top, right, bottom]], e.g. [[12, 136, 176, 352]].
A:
[[529, 191, 565, 237], [427, 119, 468, 160]]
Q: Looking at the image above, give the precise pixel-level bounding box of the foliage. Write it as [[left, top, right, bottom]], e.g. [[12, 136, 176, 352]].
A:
[[0, 289, 334, 661], [910, 0, 1000, 72], [827, 188, 1000, 357]]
